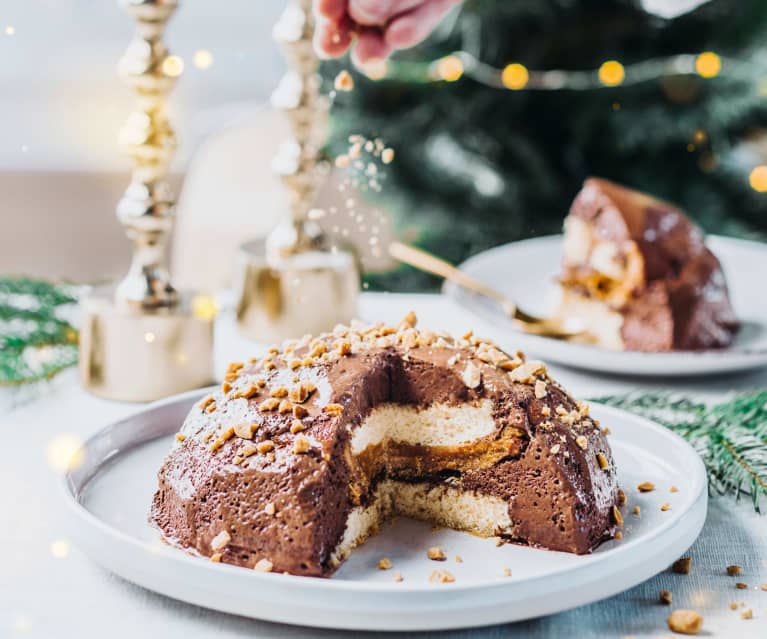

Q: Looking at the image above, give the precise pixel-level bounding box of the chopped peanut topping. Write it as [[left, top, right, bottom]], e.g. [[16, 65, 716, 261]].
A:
[[727, 565, 743, 576], [270, 387, 288, 398], [289, 381, 316, 404], [257, 440, 275, 454], [427, 547, 446, 561], [210, 553, 222, 563], [637, 481, 656, 492], [377, 557, 392, 570], [462, 362, 481, 389], [575, 435, 588, 450], [222, 381, 232, 394], [278, 399, 292, 414], [233, 423, 258, 440], [254, 558, 274, 572], [264, 502, 276, 516], [596, 452, 609, 469], [323, 403, 344, 417], [210, 530, 231, 551], [175, 433, 186, 442], [290, 420, 306, 434], [612, 506, 623, 527], [293, 435, 311, 454], [393, 571, 403, 582], [534, 379, 548, 398], [259, 398, 280, 411], [508, 360, 546, 383], [617, 489, 627, 505], [661, 502, 671, 512], [293, 404, 308, 419], [205, 401, 217, 414], [199, 395, 215, 411]]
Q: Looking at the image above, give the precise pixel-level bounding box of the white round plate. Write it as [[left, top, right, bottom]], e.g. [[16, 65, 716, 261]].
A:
[[62, 389, 707, 632], [445, 235, 767, 376]]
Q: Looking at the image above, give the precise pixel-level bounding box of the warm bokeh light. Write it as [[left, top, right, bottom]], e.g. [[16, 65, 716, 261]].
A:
[[50, 539, 70, 559], [436, 55, 464, 82], [192, 294, 218, 321], [502, 63, 529, 90], [598, 60, 625, 87], [749, 165, 767, 192], [144, 331, 155, 343], [5, 25, 15, 36], [692, 129, 708, 144], [193, 49, 213, 70], [46, 434, 84, 473], [695, 52, 721, 78], [161, 55, 184, 78]]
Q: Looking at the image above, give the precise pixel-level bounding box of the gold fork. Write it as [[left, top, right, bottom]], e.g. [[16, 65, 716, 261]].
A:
[[388, 242, 586, 340]]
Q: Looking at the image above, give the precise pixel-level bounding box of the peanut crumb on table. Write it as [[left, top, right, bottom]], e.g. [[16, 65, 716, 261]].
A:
[[667, 609, 703, 635]]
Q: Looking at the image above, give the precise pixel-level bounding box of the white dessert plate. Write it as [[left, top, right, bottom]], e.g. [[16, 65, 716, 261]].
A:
[[444, 235, 767, 376], [62, 388, 707, 631]]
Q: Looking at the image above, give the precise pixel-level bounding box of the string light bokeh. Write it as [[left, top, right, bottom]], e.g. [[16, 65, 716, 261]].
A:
[[361, 49, 767, 193]]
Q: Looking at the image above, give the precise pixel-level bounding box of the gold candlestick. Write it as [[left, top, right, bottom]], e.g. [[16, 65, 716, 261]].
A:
[[79, 0, 214, 402], [234, 0, 359, 343]]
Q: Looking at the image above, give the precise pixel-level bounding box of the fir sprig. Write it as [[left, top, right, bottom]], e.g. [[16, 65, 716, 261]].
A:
[[596, 391, 767, 511], [0, 277, 79, 385]]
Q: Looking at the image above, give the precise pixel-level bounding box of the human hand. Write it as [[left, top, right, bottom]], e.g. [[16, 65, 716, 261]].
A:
[[314, 0, 463, 65]]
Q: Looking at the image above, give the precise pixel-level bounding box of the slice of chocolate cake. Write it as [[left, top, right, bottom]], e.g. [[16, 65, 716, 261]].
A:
[[150, 314, 619, 577], [559, 177, 739, 351]]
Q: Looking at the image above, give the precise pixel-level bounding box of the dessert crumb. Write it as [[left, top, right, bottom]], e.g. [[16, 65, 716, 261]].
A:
[[740, 608, 753, 620], [393, 571, 403, 582], [667, 609, 703, 635], [670, 485, 679, 493], [377, 557, 392, 570], [726, 564, 743, 576], [659, 590, 672, 605], [334, 70, 354, 92], [633, 505, 641, 516], [736, 582, 748, 590], [427, 547, 446, 561], [455, 555, 463, 563], [428, 570, 455, 583], [637, 481, 656, 492], [661, 502, 671, 512], [671, 557, 692, 574], [503, 567, 512, 577]]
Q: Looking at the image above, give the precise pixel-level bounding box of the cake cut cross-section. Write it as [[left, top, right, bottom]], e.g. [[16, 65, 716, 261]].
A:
[[150, 314, 620, 577], [559, 177, 739, 351]]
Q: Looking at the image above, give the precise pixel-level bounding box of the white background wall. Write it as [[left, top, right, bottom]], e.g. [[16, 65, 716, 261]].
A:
[[0, 0, 286, 172]]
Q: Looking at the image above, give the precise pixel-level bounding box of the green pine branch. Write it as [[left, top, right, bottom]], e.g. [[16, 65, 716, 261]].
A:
[[595, 391, 767, 511], [0, 277, 79, 385]]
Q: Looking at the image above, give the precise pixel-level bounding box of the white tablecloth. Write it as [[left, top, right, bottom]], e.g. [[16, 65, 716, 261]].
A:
[[3, 293, 766, 638]]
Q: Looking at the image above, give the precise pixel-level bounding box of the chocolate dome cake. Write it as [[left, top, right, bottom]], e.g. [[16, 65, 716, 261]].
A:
[[559, 177, 739, 351], [151, 314, 619, 577]]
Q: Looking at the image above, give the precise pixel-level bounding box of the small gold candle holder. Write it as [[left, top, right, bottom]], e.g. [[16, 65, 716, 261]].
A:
[[234, 0, 359, 343], [79, 0, 213, 402]]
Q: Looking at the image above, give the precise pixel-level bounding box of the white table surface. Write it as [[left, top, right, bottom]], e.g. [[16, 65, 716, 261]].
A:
[[3, 293, 767, 638]]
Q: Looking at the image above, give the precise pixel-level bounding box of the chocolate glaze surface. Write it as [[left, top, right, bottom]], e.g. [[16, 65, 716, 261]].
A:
[[564, 177, 739, 351], [151, 321, 619, 576]]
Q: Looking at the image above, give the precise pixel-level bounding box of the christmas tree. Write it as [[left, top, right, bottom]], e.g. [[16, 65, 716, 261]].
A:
[[322, 0, 767, 290]]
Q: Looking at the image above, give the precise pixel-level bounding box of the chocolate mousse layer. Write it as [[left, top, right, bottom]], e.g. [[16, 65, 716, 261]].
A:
[[560, 177, 739, 351], [151, 316, 619, 576]]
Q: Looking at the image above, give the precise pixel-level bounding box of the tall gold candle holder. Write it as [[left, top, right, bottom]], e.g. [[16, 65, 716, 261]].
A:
[[234, 0, 359, 343], [79, 0, 214, 402]]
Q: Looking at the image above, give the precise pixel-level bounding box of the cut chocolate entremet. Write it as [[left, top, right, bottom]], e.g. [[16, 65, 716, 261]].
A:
[[150, 315, 619, 577], [558, 177, 739, 352]]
